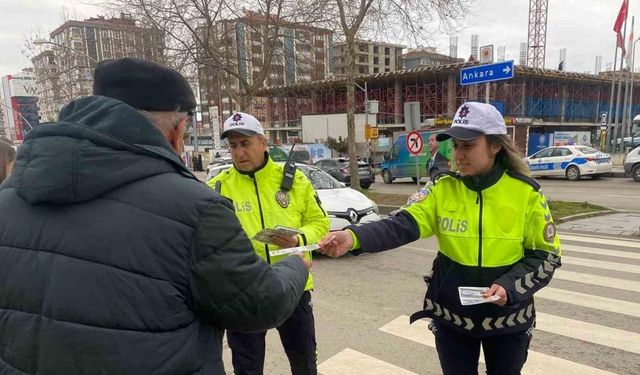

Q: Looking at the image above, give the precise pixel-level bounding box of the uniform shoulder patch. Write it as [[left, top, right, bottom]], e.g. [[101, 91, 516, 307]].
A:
[[506, 170, 540, 191], [543, 222, 556, 243]]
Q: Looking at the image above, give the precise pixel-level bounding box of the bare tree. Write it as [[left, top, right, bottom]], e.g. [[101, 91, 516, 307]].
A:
[[103, 0, 332, 113], [330, 0, 474, 190]]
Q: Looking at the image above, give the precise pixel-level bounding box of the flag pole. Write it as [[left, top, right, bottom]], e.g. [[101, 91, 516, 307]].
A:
[[613, 10, 629, 153], [606, 46, 620, 153], [622, 16, 634, 152]]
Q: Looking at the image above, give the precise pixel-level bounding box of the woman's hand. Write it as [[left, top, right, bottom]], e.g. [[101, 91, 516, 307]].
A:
[[317, 230, 353, 258], [483, 283, 508, 306]]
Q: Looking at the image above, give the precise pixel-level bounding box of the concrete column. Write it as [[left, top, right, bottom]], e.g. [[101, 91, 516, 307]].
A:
[[311, 90, 317, 113], [394, 79, 402, 124], [560, 84, 568, 122], [447, 74, 456, 116]]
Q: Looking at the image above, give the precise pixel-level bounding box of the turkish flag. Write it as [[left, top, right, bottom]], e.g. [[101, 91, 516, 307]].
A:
[[614, 0, 629, 54]]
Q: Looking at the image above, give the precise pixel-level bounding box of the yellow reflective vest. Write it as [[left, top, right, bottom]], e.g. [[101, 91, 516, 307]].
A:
[[208, 157, 329, 291]]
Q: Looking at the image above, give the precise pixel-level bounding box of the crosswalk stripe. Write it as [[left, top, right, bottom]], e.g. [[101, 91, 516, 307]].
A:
[[560, 234, 640, 249], [536, 288, 640, 318], [561, 256, 640, 274], [536, 312, 640, 355], [562, 244, 640, 260], [554, 270, 640, 292], [318, 348, 418, 375], [379, 315, 617, 375]]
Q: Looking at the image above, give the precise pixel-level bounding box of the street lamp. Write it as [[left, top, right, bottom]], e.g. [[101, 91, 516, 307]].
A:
[[33, 38, 99, 64]]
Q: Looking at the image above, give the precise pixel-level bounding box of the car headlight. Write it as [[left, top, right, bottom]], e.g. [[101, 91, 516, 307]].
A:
[[371, 201, 379, 214]]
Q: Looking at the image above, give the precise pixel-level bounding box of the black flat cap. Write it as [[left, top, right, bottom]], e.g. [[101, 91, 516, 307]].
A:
[[93, 58, 196, 112]]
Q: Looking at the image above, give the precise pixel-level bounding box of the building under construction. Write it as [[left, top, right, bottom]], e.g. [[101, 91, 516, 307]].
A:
[[256, 62, 637, 155]]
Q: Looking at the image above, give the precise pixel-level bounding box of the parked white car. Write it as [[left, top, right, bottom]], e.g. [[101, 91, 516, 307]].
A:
[[525, 145, 612, 181], [623, 145, 640, 182], [206, 162, 380, 230]]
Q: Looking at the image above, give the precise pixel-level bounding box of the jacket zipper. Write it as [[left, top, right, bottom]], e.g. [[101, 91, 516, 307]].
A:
[[252, 175, 270, 264], [477, 191, 483, 283]]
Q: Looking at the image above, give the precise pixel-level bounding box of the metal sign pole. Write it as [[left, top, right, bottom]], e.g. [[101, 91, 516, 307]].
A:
[[416, 154, 420, 187]]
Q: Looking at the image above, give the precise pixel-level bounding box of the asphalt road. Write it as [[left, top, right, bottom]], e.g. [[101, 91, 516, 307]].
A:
[[369, 176, 640, 212]]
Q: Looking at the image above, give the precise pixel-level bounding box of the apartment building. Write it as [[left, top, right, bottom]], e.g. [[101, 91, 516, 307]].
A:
[[32, 14, 164, 119], [332, 40, 405, 75], [403, 47, 464, 69], [197, 11, 333, 145]]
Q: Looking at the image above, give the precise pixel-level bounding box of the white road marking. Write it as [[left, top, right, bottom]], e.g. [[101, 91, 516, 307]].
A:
[[554, 270, 640, 292], [379, 316, 618, 375], [561, 256, 640, 274], [536, 288, 640, 318], [318, 348, 419, 375], [536, 312, 640, 355], [560, 234, 640, 249], [561, 244, 640, 260]]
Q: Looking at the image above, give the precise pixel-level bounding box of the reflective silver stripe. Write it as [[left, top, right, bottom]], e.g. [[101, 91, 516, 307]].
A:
[[506, 313, 517, 327], [452, 313, 462, 326], [537, 264, 549, 279], [463, 317, 474, 331], [425, 299, 434, 311], [482, 318, 493, 331], [442, 307, 451, 321], [524, 272, 534, 288], [434, 303, 442, 317], [516, 308, 527, 324], [481, 304, 535, 330], [526, 304, 534, 318], [515, 278, 527, 294]]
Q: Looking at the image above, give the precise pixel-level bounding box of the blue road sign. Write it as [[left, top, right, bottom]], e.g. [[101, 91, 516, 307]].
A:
[[460, 60, 514, 86]]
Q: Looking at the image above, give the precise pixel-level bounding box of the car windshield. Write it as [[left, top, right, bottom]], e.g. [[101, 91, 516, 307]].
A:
[[298, 166, 344, 190]]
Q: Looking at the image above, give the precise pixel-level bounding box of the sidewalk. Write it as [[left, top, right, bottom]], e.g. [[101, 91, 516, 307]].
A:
[[557, 212, 640, 237]]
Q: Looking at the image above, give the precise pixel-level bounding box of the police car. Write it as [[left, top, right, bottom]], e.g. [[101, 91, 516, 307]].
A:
[[525, 145, 612, 180], [206, 163, 380, 230]]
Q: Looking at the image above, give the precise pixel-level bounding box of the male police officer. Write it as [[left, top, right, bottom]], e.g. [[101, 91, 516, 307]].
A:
[[208, 112, 329, 375]]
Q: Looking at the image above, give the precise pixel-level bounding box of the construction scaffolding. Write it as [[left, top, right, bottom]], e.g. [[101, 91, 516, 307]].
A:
[[257, 63, 623, 127]]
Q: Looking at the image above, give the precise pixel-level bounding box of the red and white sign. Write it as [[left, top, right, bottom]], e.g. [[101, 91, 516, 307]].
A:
[[406, 131, 424, 156]]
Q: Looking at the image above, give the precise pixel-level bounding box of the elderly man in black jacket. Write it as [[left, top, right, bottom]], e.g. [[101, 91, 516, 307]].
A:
[[0, 58, 309, 374]]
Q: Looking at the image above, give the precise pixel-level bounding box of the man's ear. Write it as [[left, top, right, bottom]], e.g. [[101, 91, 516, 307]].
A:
[[168, 116, 189, 154]]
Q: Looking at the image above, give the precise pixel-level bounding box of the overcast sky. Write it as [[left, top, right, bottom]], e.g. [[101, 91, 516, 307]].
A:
[[0, 0, 637, 76]]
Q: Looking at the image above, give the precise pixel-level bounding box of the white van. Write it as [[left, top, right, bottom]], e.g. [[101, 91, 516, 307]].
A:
[[623, 145, 640, 182]]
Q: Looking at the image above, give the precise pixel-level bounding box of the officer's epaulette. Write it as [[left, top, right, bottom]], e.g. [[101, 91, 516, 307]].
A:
[[433, 170, 460, 183], [506, 170, 541, 191]]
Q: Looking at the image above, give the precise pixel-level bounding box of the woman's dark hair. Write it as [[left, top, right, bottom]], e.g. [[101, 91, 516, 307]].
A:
[[486, 134, 530, 176], [0, 138, 16, 183]]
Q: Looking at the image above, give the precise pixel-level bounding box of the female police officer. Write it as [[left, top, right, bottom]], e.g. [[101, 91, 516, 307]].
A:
[[318, 102, 561, 374]]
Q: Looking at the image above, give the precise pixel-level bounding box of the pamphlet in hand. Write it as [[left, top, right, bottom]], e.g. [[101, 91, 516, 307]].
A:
[[253, 225, 302, 245], [458, 286, 501, 306], [269, 244, 319, 257]]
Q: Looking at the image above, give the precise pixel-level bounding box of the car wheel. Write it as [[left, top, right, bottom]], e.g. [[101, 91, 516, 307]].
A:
[[411, 177, 418, 183], [632, 164, 640, 182], [566, 165, 581, 181], [360, 182, 371, 189], [382, 169, 394, 184]]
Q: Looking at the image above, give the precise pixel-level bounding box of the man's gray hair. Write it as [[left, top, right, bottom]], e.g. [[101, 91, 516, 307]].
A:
[[139, 110, 189, 134]]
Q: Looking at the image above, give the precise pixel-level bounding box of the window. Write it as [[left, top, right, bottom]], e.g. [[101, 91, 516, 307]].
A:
[[373, 67, 379, 73], [532, 149, 554, 158], [552, 148, 572, 157], [385, 47, 390, 55], [373, 56, 379, 65], [384, 57, 390, 65], [373, 46, 379, 54]]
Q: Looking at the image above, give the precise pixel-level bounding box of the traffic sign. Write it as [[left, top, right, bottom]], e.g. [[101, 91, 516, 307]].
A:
[[406, 131, 424, 156], [460, 60, 514, 86]]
